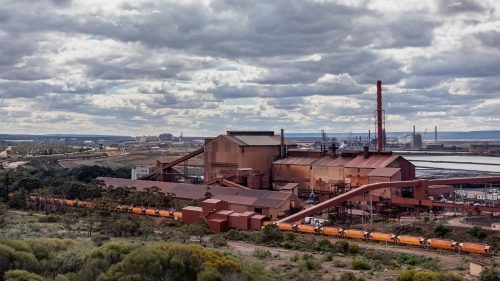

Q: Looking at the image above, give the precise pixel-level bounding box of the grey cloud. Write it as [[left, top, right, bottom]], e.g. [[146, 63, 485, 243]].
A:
[[438, 0, 489, 15]]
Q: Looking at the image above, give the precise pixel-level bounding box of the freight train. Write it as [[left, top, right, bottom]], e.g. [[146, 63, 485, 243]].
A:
[[26, 196, 183, 220], [276, 223, 493, 256], [23, 196, 494, 256]]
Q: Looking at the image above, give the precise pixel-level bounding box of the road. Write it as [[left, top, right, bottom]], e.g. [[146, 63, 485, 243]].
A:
[[448, 217, 491, 229], [0, 146, 11, 157]]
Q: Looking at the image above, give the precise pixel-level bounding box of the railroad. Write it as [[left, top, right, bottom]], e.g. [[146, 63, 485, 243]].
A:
[[275, 222, 493, 256], [25, 195, 493, 257]]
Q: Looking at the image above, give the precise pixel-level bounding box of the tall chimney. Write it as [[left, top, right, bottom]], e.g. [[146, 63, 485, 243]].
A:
[[369, 130, 371, 146], [363, 146, 369, 159], [435, 126, 437, 142], [280, 128, 285, 159], [377, 81, 383, 151]]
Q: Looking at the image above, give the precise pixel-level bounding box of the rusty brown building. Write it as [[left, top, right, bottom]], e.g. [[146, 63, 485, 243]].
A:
[[204, 131, 297, 188], [272, 149, 415, 199], [97, 177, 301, 219]]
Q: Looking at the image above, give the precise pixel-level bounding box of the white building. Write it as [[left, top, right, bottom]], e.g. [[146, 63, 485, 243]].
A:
[[131, 166, 157, 180]]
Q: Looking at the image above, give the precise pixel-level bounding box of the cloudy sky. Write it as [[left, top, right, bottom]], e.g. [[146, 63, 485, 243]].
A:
[[1, 0, 499, 136]]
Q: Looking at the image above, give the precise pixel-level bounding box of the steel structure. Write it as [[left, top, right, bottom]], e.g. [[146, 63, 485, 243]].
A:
[[277, 176, 500, 223]]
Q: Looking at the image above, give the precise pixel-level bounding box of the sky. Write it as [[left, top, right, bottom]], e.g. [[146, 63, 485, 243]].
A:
[[1, 0, 500, 137]]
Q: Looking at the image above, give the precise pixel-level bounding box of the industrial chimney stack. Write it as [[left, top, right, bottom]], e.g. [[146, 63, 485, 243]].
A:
[[376, 81, 383, 151], [280, 129, 285, 159], [435, 126, 437, 142]]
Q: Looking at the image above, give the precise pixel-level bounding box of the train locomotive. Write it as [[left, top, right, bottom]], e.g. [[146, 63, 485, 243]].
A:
[[277, 222, 492, 256]]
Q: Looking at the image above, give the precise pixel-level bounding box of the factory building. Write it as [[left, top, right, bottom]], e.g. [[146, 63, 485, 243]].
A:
[[203, 131, 297, 189], [97, 177, 301, 219], [272, 148, 416, 199]]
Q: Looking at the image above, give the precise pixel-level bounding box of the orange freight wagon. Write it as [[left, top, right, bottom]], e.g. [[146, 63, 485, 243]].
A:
[[278, 223, 296, 231], [158, 210, 170, 217], [173, 212, 182, 220], [369, 232, 395, 243], [144, 209, 157, 216], [297, 224, 318, 234], [396, 235, 424, 246], [321, 227, 343, 236], [426, 239, 457, 250], [343, 230, 367, 239], [459, 243, 492, 256]]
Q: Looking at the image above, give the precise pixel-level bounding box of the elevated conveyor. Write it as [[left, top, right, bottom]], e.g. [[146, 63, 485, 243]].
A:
[[278, 176, 500, 224]]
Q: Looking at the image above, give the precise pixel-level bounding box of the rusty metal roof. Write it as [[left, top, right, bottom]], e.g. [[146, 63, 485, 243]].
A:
[[344, 155, 399, 169], [97, 177, 298, 209], [221, 134, 295, 146], [281, 183, 298, 190], [367, 168, 400, 177], [273, 156, 352, 167]]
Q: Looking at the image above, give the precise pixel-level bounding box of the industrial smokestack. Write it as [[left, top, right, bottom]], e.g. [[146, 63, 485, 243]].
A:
[[280, 129, 285, 159], [369, 130, 371, 146], [435, 126, 437, 142], [413, 126, 415, 136], [377, 81, 383, 151], [363, 146, 369, 159]]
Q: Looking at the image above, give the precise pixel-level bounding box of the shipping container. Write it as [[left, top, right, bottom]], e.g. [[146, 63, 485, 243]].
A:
[[343, 230, 367, 239], [369, 232, 395, 243], [278, 223, 297, 231], [397, 235, 424, 246], [321, 227, 343, 236], [297, 224, 318, 234], [425, 239, 457, 250], [459, 243, 492, 255]]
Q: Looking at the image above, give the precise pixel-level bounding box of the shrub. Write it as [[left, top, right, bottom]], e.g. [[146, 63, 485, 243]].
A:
[[395, 270, 417, 281], [312, 239, 333, 252], [433, 224, 452, 238], [284, 232, 296, 242], [439, 272, 465, 281], [323, 252, 333, 262], [224, 229, 242, 241], [333, 240, 349, 254], [302, 253, 314, 260], [413, 271, 439, 281], [351, 256, 372, 270], [467, 226, 487, 239], [332, 259, 348, 268], [339, 272, 357, 281], [348, 243, 360, 255], [389, 260, 401, 269], [363, 249, 383, 261], [290, 253, 300, 262], [358, 277, 366, 281], [209, 235, 227, 248], [91, 235, 110, 246], [480, 269, 500, 281], [252, 248, 272, 260], [298, 259, 321, 271], [421, 259, 440, 271]]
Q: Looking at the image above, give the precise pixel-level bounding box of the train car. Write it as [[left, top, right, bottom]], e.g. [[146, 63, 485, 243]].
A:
[[65, 200, 74, 207], [262, 221, 273, 227], [343, 229, 367, 240], [278, 223, 297, 231], [48, 198, 56, 204], [29, 196, 37, 202], [396, 235, 425, 246], [130, 207, 143, 214], [320, 227, 343, 237], [173, 212, 182, 220], [369, 232, 396, 243], [425, 239, 457, 250], [458, 242, 492, 256], [77, 201, 88, 207], [144, 209, 157, 216], [158, 210, 171, 217], [296, 224, 319, 234]]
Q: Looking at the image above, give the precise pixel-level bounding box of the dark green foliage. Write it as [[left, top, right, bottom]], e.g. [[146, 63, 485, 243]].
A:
[[197, 267, 223, 281], [262, 224, 284, 245], [253, 249, 272, 260], [348, 243, 360, 255], [439, 272, 466, 281], [333, 240, 349, 254], [339, 272, 357, 281], [312, 239, 333, 252], [4, 269, 45, 281], [467, 226, 487, 239], [395, 252, 431, 266], [351, 256, 371, 270], [209, 235, 227, 248], [298, 259, 321, 271], [480, 269, 500, 281], [433, 224, 452, 238]]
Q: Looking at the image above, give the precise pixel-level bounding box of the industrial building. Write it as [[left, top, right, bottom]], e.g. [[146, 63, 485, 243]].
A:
[[131, 166, 156, 180], [97, 177, 302, 219]]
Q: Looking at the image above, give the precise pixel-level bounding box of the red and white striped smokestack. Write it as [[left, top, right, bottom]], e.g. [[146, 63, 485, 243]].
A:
[[377, 81, 383, 151]]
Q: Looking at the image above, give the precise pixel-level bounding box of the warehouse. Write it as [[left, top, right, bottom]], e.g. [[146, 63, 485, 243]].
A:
[[97, 177, 302, 219]]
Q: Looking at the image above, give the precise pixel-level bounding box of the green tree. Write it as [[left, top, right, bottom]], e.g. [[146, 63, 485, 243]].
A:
[[188, 223, 212, 243], [0, 204, 9, 228], [467, 225, 487, 239], [339, 272, 356, 281], [262, 224, 284, 244], [4, 269, 45, 281], [197, 267, 223, 281], [433, 224, 452, 238]]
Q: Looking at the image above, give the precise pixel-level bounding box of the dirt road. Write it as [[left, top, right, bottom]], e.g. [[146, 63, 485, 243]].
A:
[[0, 146, 11, 157], [447, 217, 491, 229]]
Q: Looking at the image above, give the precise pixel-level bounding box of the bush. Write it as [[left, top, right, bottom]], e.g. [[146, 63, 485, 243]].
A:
[[209, 235, 227, 248], [363, 249, 383, 261], [339, 272, 357, 281], [252, 248, 272, 260], [312, 239, 333, 252], [467, 226, 487, 239], [421, 259, 440, 271], [302, 253, 314, 260], [348, 243, 360, 255], [351, 256, 372, 270], [333, 240, 349, 254], [284, 232, 296, 242], [332, 259, 348, 268], [298, 259, 321, 271], [91, 235, 110, 246], [395, 270, 417, 281], [263, 224, 284, 244], [413, 271, 439, 281], [439, 272, 465, 281], [290, 253, 300, 262], [389, 260, 401, 269], [323, 252, 333, 261], [224, 229, 243, 241], [480, 269, 500, 281], [358, 277, 366, 281], [433, 224, 452, 238]]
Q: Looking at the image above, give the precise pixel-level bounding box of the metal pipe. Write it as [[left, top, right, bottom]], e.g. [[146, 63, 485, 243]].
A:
[[377, 81, 383, 151]]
